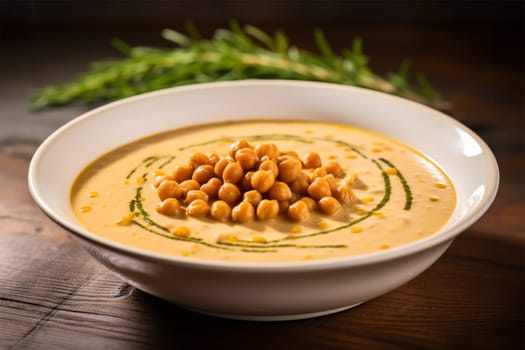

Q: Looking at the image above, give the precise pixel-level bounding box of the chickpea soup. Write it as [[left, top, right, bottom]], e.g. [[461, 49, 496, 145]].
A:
[[71, 120, 456, 263]]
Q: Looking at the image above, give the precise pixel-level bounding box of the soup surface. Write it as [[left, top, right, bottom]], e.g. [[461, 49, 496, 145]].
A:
[[72, 120, 456, 262]]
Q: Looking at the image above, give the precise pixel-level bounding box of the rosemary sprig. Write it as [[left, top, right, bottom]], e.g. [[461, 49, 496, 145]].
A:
[[30, 21, 448, 110]]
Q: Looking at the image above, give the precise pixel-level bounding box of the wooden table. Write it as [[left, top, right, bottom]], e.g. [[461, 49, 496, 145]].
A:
[[1, 21, 523, 349]]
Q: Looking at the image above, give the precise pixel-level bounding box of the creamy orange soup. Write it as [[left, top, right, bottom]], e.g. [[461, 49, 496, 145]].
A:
[[71, 121, 456, 262]]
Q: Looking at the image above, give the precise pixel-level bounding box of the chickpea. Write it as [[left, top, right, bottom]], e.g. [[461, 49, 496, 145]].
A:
[[318, 196, 342, 215], [258, 159, 279, 177], [280, 150, 299, 158], [200, 177, 222, 199], [214, 157, 231, 178], [186, 199, 210, 217], [256, 199, 279, 220], [230, 139, 251, 158], [259, 155, 271, 163], [208, 176, 223, 187], [276, 155, 290, 164], [210, 200, 231, 222], [307, 177, 332, 200], [185, 190, 209, 204], [172, 164, 194, 183], [243, 190, 263, 207], [312, 167, 328, 179], [235, 148, 259, 170], [153, 174, 174, 188], [278, 200, 290, 215], [206, 152, 220, 165], [268, 181, 292, 202], [289, 172, 311, 195], [288, 200, 310, 221], [179, 179, 200, 196], [192, 164, 215, 184], [222, 162, 244, 184], [254, 143, 279, 159], [290, 192, 301, 204], [334, 184, 357, 204], [299, 197, 317, 212], [325, 161, 345, 178], [157, 180, 183, 201], [218, 183, 241, 205], [189, 151, 210, 166], [301, 152, 322, 169], [278, 158, 302, 183], [250, 170, 275, 193], [156, 198, 183, 216], [324, 174, 338, 193], [241, 171, 254, 191], [231, 201, 255, 223]]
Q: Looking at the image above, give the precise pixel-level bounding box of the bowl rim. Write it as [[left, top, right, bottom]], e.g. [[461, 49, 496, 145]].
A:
[[28, 79, 500, 272]]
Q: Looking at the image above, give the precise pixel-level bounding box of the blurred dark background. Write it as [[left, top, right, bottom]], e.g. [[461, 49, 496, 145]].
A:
[[1, 1, 522, 80], [2, 1, 523, 23]]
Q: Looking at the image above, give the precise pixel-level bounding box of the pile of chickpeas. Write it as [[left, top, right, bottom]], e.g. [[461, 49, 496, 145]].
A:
[[153, 140, 357, 223]]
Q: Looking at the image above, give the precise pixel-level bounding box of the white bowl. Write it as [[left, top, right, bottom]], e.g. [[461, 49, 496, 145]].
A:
[[28, 80, 499, 321]]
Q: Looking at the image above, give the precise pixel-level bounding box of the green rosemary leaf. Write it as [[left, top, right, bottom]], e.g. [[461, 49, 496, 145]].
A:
[[417, 73, 440, 101], [162, 29, 190, 47], [228, 19, 255, 52], [388, 60, 412, 91], [111, 38, 132, 56], [313, 28, 339, 70], [184, 20, 201, 42], [351, 37, 365, 61], [244, 24, 276, 50], [129, 46, 169, 57], [274, 30, 289, 56], [30, 22, 448, 111]]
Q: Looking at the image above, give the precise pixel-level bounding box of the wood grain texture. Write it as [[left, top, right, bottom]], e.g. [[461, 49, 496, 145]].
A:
[[0, 18, 523, 350]]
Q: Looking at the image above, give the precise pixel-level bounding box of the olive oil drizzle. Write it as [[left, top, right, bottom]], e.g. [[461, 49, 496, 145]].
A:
[[179, 134, 367, 158], [131, 186, 345, 252], [178, 134, 310, 151], [126, 155, 172, 179], [134, 187, 169, 233], [131, 220, 233, 250], [158, 155, 176, 169], [123, 132, 413, 253], [379, 158, 412, 210], [270, 159, 391, 241], [231, 159, 391, 244], [126, 156, 155, 179], [241, 249, 278, 253], [217, 241, 347, 249], [130, 217, 347, 252]]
